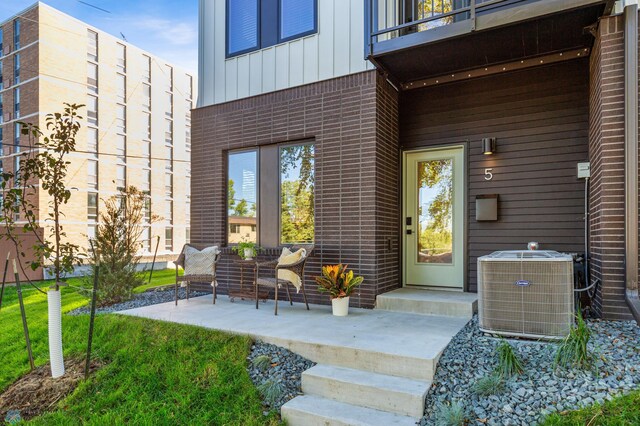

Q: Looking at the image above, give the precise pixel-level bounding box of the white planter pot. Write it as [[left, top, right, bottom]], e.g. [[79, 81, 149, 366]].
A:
[[48, 289, 65, 378], [331, 296, 350, 316], [244, 248, 254, 260]]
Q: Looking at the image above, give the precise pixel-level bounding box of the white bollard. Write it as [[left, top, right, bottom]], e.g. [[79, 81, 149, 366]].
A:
[[48, 288, 65, 378]]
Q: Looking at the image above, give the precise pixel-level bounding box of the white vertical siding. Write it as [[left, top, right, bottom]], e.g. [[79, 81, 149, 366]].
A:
[[198, 0, 373, 107]]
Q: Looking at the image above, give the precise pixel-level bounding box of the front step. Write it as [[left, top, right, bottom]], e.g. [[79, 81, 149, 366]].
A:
[[302, 364, 429, 417], [281, 395, 419, 426], [376, 288, 477, 318]]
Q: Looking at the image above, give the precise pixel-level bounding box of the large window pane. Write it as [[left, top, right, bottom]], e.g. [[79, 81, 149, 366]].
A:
[[227, 0, 259, 56], [280, 144, 314, 244], [417, 159, 453, 263], [280, 0, 316, 41], [228, 150, 257, 243]]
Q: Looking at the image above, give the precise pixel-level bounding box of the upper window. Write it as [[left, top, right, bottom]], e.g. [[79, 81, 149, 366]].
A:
[[13, 19, 20, 50], [87, 30, 98, 61], [280, 0, 317, 42], [280, 144, 314, 244], [226, 0, 317, 58], [116, 43, 126, 73], [226, 0, 260, 57]]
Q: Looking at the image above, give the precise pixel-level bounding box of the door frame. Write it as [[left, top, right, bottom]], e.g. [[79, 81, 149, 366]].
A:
[[400, 143, 469, 291]]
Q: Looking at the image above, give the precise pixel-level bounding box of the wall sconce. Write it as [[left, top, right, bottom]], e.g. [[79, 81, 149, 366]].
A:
[[482, 137, 497, 155]]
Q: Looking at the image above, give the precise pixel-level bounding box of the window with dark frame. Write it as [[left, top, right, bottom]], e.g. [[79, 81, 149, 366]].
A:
[[226, 0, 317, 58], [226, 142, 315, 247]]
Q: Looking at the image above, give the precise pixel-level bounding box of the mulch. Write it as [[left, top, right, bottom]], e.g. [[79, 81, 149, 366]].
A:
[[0, 358, 103, 423]]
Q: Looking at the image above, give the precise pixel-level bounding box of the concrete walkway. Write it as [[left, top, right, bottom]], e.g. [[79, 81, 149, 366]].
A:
[[119, 296, 469, 379], [119, 292, 475, 425]]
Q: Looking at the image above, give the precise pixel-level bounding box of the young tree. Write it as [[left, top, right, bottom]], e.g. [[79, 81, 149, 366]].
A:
[[0, 103, 84, 378], [87, 186, 159, 306]]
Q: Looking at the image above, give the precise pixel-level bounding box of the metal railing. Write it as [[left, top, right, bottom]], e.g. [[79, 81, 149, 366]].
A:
[[368, 0, 515, 50]]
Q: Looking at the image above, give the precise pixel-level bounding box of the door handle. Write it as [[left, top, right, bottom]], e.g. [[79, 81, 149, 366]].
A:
[[406, 230, 413, 235]]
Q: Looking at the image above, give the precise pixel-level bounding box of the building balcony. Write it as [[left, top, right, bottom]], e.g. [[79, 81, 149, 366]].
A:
[[366, 0, 608, 86]]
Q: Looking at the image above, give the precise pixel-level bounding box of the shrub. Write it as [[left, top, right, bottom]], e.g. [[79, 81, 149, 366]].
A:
[[257, 379, 284, 406], [86, 186, 158, 306], [252, 355, 271, 372], [554, 310, 594, 370], [473, 373, 505, 396], [495, 339, 524, 378], [433, 401, 467, 426]]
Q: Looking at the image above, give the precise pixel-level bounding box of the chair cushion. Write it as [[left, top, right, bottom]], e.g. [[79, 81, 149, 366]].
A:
[[277, 248, 306, 291], [184, 245, 219, 276]]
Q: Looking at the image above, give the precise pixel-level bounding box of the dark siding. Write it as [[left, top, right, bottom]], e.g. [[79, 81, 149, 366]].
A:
[[400, 59, 590, 292]]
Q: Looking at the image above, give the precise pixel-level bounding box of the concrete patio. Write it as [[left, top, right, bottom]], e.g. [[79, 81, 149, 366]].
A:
[[119, 290, 476, 425]]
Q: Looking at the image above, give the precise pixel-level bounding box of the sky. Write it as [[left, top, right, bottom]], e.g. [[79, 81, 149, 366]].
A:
[[0, 0, 199, 72]]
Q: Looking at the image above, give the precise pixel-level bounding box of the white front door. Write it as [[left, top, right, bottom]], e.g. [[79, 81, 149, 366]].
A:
[[403, 146, 465, 288]]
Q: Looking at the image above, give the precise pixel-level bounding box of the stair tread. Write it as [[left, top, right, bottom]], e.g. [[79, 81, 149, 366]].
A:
[[376, 288, 478, 304], [282, 395, 420, 426], [304, 364, 430, 396]]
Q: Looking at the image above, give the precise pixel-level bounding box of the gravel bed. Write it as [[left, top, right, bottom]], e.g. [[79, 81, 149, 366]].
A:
[[67, 287, 209, 315], [420, 315, 640, 426], [247, 342, 315, 413]]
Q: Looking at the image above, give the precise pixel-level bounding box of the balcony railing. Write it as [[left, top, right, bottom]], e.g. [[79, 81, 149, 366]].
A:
[[367, 0, 515, 53]]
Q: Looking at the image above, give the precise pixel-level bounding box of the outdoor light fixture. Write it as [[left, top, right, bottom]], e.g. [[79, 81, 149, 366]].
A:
[[482, 137, 497, 155]]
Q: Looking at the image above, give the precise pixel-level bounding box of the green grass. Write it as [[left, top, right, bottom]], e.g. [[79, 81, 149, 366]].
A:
[[0, 270, 278, 425], [495, 339, 524, 379], [542, 390, 640, 425]]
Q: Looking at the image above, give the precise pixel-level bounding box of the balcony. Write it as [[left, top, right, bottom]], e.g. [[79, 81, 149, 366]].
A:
[[366, 0, 608, 85]]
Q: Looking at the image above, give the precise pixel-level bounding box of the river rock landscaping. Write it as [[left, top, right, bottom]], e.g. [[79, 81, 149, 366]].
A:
[[247, 342, 315, 413], [420, 315, 640, 426], [68, 287, 208, 315]]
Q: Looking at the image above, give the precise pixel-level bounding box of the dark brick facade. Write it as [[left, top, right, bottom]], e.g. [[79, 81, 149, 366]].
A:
[[191, 71, 400, 308], [588, 14, 634, 321]]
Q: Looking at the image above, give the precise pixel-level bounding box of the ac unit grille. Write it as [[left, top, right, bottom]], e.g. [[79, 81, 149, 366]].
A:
[[478, 257, 574, 339]]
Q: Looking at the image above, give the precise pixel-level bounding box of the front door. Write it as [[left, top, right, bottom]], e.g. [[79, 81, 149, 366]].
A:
[[403, 146, 464, 288]]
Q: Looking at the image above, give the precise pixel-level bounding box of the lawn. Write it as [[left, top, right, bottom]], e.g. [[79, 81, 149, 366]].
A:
[[542, 391, 640, 426], [0, 270, 278, 425]]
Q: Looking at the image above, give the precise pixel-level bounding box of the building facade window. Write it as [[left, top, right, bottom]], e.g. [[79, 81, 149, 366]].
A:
[[165, 92, 173, 117], [165, 146, 173, 167], [164, 119, 173, 144], [165, 65, 173, 92], [142, 55, 151, 83], [87, 160, 98, 189], [13, 88, 19, 119], [187, 75, 193, 99], [87, 30, 98, 61], [87, 192, 98, 221], [165, 172, 173, 198], [87, 95, 98, 125], [87, 62, 98, 93], [14, 53, 20, 84], [142, 227, 151, 252], [185, 125, 191, 152], [0, 62, 3, 90], [165, 227, 173, 251], [88, 127, 98, 153], [280, 144, 315, 244], [0, 94, 3, 124], [14, 122, 20, 149], [0, 28, 3, 56], [0, 127, 3, 156], [143, 168, 151, 191], [116, 43, 126, 73], [116, 164, 126, 188], [226, 0, 317, 57], [280, 0, 317, 42], [143, 112, 151, 140], [143, 84, 151, 110], [13, 19, 20, 50], [116, 73, 126, 103], [165, 200, 173, 224], [227, 150, 257, 243], [116, 134, 126, 157], [116, 104, 126, 133]]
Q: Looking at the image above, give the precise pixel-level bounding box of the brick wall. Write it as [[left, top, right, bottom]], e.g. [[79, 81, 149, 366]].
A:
[[191, 70, 401, 308], [588, 14, 633, 320]]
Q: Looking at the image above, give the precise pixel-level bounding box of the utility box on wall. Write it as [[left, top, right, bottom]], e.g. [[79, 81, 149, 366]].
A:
[[476, 194, 498, 221]]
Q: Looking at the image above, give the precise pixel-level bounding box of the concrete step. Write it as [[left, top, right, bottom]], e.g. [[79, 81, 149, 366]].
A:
[[302, 364, 429, 417], [376, 288, 477, 318], [281, 395, 419, 426]]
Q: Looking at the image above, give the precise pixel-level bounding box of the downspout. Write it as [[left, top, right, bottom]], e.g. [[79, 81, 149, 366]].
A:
[[624, 1, 640, 323]]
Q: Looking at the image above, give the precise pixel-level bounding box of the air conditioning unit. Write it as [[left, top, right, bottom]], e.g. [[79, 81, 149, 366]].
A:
[[478, 250, 574, 340]]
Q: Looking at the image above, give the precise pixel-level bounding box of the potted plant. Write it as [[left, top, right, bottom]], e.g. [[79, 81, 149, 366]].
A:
[[232, 240, 260, 260], [315, 264, 363, 316]]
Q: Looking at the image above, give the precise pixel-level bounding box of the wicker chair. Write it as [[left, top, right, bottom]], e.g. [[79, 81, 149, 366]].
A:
[[174, 243, 221, 305], [255, 245, 313, 315]]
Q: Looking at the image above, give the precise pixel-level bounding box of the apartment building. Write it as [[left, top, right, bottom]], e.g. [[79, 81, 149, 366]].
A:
[[0, 3, 195, 280], [192, 0, 640, 323]]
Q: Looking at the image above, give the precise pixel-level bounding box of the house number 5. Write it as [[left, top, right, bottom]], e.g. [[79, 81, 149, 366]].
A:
[[484, 168, 493, 181]]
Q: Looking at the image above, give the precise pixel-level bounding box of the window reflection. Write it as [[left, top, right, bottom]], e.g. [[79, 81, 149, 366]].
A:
[[228, 150, 258, 243], [280, 144, 314, 244]]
